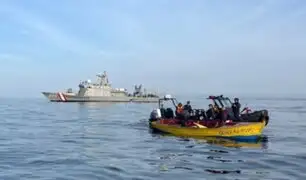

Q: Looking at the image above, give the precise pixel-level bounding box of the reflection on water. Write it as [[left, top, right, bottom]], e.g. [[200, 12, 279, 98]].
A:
[[150, 130, 270, 178], [195, 136, 269, 149], [76, 102, 117, 108]]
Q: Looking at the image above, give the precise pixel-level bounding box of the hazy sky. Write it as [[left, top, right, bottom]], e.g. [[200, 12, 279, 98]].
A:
[[0, 0, 305, 97]]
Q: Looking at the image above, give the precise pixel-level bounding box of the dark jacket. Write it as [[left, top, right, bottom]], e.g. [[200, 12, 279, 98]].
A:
[[232, 102, 241, 116], [206, 108, 215, 119], [183, 104, 192, 113]]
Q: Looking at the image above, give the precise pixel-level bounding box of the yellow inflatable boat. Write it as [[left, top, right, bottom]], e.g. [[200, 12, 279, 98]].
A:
[[150, 120, 266, 140]]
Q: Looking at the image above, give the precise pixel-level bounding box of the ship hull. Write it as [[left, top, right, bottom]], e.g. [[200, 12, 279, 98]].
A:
[[42, 92, 159, 103]]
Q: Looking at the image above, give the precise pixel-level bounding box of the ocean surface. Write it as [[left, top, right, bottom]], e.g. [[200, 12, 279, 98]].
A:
[[0, 95, 306, 180]]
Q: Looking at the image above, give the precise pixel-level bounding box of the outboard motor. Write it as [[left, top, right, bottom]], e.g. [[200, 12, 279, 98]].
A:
[[149, 108, 161, 122]]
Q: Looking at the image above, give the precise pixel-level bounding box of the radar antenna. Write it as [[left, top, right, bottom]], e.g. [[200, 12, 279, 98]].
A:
[[96, 71, 109, 86]]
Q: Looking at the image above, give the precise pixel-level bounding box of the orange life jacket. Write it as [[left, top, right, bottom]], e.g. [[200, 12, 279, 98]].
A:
[[176, 106, 183, 114]]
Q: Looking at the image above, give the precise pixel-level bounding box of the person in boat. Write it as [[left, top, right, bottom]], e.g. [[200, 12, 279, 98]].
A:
[[183, 101, 193, 113], [183, 100, 193, 121], [213, 104, 219, 112], [176, 102, 187, 126], [160, 104, 166, 118], [175, 102, 184, 119], [232, 97, 241, 120], [206, 104, 216, 120], [220, 107, 228, 121], [195, 109, 206, 120]]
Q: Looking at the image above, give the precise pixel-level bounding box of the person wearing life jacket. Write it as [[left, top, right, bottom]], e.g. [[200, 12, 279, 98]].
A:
[[175, 103, 184, 118]]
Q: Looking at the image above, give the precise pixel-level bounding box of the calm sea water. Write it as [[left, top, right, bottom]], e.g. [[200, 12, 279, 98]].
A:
[[0, 95, 306, 180]]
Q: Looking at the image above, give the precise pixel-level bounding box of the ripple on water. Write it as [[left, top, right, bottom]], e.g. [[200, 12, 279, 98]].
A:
[[0, 98, 306, 179]]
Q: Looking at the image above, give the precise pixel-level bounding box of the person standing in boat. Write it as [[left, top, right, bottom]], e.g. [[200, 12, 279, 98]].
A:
[[183, 100, 193, 119], [175, 103, 184, 118], [183, 101, 192, 113], [232, 98, 241, 120], [176, 102, 186, 126]]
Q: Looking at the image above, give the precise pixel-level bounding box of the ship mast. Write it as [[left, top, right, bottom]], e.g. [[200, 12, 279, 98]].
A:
[[96, 71, 109, 86]]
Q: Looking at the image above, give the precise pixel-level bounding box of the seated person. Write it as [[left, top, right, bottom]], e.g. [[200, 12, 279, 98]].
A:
[[213, 105, 219, 113], [206, 104, 216, 120], [200, 109, 207, 120], [160, 104, 166, 118], [217, 107, 227, 121], [164, 107, 174, 119], [194, 109, 201, 120], [196, 109, 207, 120], [214, 105, 228, 121]]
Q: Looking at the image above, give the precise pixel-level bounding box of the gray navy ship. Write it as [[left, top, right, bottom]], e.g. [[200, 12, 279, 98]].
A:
[[42, 71, 160, 102]]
